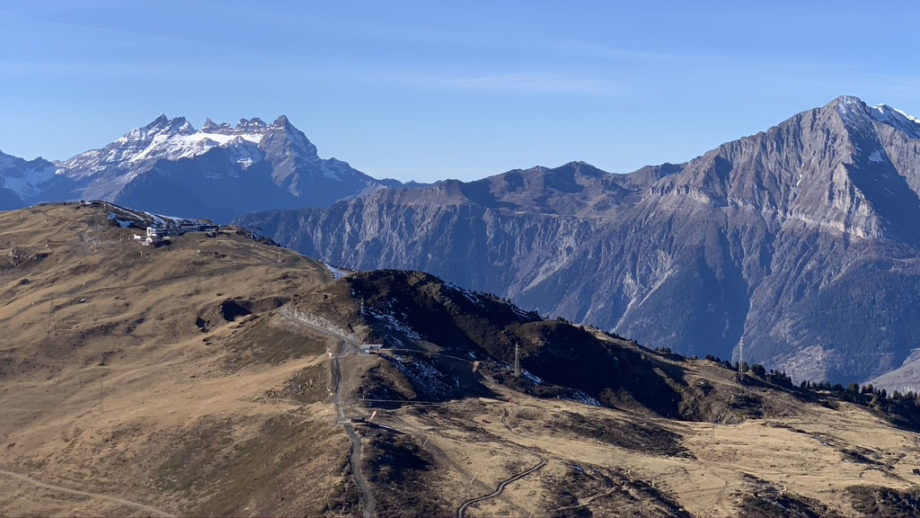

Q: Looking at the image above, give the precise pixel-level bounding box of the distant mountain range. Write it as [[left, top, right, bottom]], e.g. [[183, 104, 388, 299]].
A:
[[7, 96, 920, 386], [238, 96, 920, 385], [0, 115, 398, 221]]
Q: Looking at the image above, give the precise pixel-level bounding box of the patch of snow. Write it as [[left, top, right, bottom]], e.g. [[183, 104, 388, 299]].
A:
[[129, 132, 266, 164], [2, 165, 55, 198], [445, 281, 484, 306], [57, 117, 273, 179], [107, 213, 134, 228], [324, 263, 350, 280], [225, 142, 262, 173], [836, 96, 863, 117], [568, 390, 601, 406], [387, 355, 453, 398], [115, 207, 147, 221], [835, 96, 877, 134], [521, 369, 544, 385], [144, 211, 192, 226], [368, 310, 422, 340], [868, 150, 886, 163], [510, 304, 532, 319], [184, 131, 264, 146], [873, 104, 920, 125], [871, 104, 920, 139]]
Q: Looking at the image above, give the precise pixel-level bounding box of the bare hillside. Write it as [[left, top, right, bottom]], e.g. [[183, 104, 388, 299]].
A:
[[3, 202, 920, 517], [0, 202, 362, 516]]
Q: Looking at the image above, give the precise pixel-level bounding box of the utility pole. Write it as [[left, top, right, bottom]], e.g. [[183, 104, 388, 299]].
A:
[[513, 342, 521, 378], [738, 338, 745, 378]]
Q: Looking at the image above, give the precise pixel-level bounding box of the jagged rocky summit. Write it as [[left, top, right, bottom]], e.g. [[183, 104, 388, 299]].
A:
[[0, 115, 398, 221]]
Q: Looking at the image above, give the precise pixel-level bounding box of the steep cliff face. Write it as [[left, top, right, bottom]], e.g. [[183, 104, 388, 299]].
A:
[[239, 96, 920, 384]]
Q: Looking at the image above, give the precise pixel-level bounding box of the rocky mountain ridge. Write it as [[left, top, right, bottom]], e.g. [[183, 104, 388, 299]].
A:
[[0, 115, 398, 221], [238, 96, 920, 385], [0, 150, 56, 210], [6, 96, 920, 385]]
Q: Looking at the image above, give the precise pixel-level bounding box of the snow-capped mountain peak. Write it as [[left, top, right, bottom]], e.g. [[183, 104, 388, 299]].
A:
[[24, 114, 391, 219], [827, 95, 920, 142], [0, 149, 56, 200], [871, 104, 920, 139], [57, 115, 285, 177], [57, 114, 332, 177]]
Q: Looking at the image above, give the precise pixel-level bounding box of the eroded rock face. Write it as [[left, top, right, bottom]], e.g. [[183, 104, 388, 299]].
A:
[[240, 96, 920, 384]]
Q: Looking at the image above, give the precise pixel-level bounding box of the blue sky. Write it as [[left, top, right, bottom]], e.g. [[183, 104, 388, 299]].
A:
[[2, 1, 919, 182]]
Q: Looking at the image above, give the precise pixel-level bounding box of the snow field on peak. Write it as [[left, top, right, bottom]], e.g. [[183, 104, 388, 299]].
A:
[[873, 104, 920, 125], [870, 104, 920, 139], [129, 131, 265, 164], [3, 164, 55, 198]]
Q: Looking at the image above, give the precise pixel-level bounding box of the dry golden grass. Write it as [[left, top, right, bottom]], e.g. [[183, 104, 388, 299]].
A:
[[0, 203, 355, 517], [358, 358, 920, 517]]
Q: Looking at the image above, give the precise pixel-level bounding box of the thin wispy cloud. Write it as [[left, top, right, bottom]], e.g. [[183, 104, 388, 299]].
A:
[[552, 39, 681, 63], [383, 72, 617, 95]]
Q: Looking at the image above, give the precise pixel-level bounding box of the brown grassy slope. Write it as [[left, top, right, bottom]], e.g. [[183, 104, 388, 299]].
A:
[[0, 202, 360, 517], [342, 269, 920, 517], [347, 351, 920, 518]]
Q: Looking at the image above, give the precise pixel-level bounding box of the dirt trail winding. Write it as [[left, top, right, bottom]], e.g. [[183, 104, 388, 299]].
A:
[[455, 458, 547, 518], [0, 469, 176, 517], [278, 308, 376, 517], [333, 341, 376, 518]]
